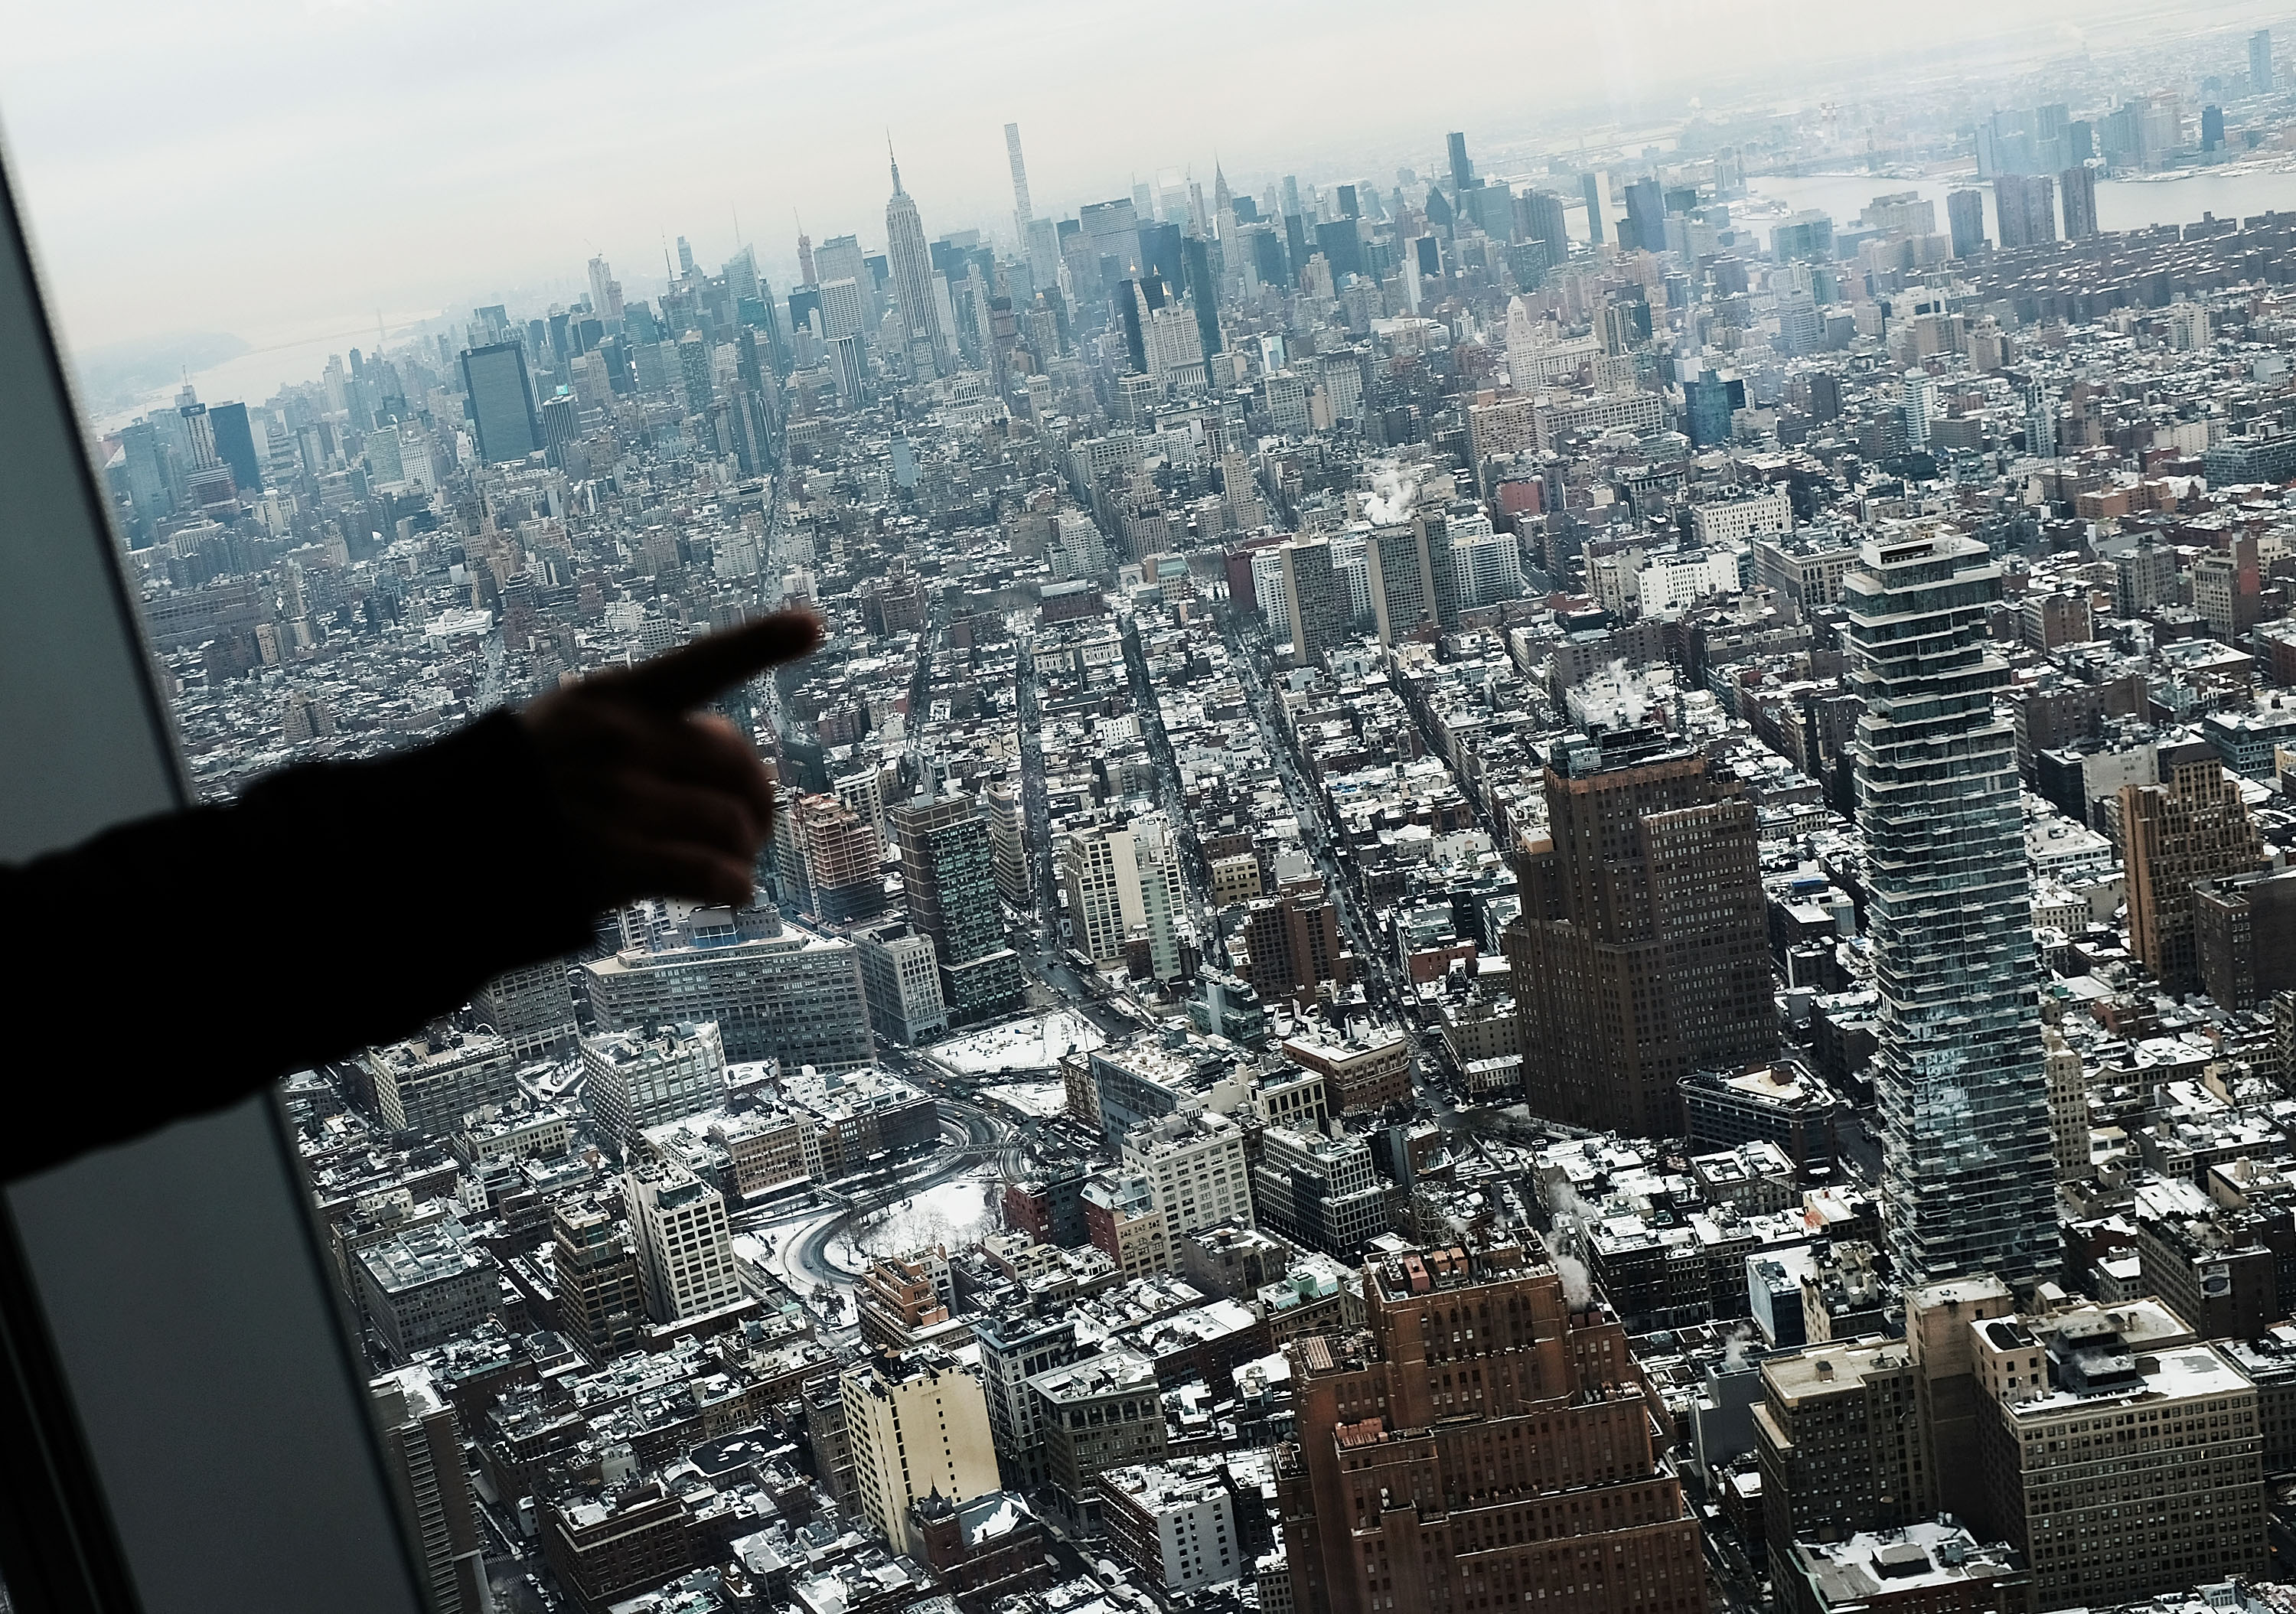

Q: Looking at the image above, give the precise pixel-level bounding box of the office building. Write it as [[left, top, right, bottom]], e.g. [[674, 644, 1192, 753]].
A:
[[580, 922, 872, 1070], [1242, 888, 1352, 1007], [1508, 725, 1776, 1137], [1779, 1522, 2028, 1614], [1446, 131, 1473, 196], [541, 1484, 691, 1614], [360, 1029, 520, 1135], [1096, 1459, 1241, 1596], [551, 1200, 644, 1362], [1624, 176, 1665, 252], [1975, 1306, 2267, 1606], [852, 918, 950, 1045], [777, 790, 885, 924], [579, 1021, 726, 1145], [1248, 1124, 1384, 1256], [2194, 866, 2296, 1009], [1029, 1348, 1166, 1536], [207, 400, 262, 497], [885, 148, 952, 376], [974, 1310, 1079, 1493], [1059, 814, 1184, 979], [1844, 525, 2054, 1286], [1279, 1025, 1411, 1113], [1364, 517, 1460, 643], [984, 781, 1031, 908], [1277, 536, 1349, 666], [892, 794, 1021, 1022], [1755, 1338, 1929, 1590], [2121, 738, 2263, 994], [1684, 367, 1744, 448], [623, 1155, 741, 1323], [1120, 1110, 1254, 1237], [1081, 1172, 1177, 1280], [370, 1367, 490, 1614], [2255, 28, 2275, 94], [1280, 1237, 1704, 1614], [1947, 187, 1987, 256], [460, 341, 540, 464], [473, 959, 578, 1061], [843, 1348, 1000, 1559], [354, 1219, 495, 1361]]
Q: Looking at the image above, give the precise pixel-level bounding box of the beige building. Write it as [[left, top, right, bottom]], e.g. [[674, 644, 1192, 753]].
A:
[[2043, 1025, 2089, 1180], [840, 1348, 1001, 1559], [622, 1155, 740, 1323], [1120, 1110, 1255, 1237], [1082, 1172, 1177, 1280]]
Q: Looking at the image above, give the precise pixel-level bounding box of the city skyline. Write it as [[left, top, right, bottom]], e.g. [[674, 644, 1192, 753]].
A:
[[8, 0, 2295, 361]]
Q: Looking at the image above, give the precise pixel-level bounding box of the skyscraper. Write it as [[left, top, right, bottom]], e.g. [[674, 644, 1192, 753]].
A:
[[2253, 28, 2275, 94], [1580, 169, 1607, 243], [2060, 164, 2099, 238], [885, 144, 953, 377], [1624, 177, 1665, 253], [585, 254, 624, 325], [892, 794, 1020, 1022], [1507, 724, 1776, 1137], [207, 400, 263, 497], [1004, 121, 1033, 243], [1947, 187, 1987, 256], [459, 341, 540, 464], [1901, 367, 1936, 451], [1279, 1237, 1704, 1614], [1446, 131, 1473, 197], [1844, 525, 2055, 1286], [675, 331, 713, 416]]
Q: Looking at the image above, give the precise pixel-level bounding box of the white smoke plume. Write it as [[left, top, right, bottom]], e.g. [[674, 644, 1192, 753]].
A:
[[1720, 1322, 1758, 1372], [1554, 1253, 1594, 1309], [1361, 463, 1420, 525]]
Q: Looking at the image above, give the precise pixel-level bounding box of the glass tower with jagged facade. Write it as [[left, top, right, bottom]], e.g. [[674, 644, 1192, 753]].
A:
[[1845, 523, 2055, 1287]]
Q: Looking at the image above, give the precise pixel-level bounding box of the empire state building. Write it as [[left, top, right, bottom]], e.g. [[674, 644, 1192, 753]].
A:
[[885, 145, 952, 378]]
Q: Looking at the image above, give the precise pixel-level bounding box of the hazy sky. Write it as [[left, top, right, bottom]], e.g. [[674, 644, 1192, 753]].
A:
[[0, 0, 2268, 360]]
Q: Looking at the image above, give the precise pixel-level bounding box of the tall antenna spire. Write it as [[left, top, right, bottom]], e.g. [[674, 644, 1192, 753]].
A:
[[888, 131, 903, 195]]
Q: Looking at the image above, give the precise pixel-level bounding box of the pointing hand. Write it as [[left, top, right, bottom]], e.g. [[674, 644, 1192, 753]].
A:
[[520, 608, 823, 911]]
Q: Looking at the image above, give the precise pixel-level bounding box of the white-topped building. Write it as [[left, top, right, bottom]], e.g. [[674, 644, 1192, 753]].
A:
[[623, 1154, 740, 1322]]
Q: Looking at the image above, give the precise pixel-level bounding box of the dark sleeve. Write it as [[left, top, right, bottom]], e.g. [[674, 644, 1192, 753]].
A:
[[0, 710, 597, 1180]]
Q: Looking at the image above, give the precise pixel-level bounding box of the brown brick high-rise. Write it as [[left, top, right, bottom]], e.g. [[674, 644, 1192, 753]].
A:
[[1277, 1238, 1707, 1614], [1507, 726, 1776, 1136]]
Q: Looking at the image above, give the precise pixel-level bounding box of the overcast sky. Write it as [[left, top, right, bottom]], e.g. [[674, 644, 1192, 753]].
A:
[[0, 0, 2260, 360]]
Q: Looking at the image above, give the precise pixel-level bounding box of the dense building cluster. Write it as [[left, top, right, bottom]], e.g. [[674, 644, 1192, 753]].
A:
[[87, 21, 2296, 1613]]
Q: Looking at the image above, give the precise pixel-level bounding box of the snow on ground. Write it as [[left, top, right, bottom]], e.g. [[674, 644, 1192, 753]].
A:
[[846, 1169, 1002, 1263], [980, 1079, 1068, 1119], [927, 1009, 1104, 1075]]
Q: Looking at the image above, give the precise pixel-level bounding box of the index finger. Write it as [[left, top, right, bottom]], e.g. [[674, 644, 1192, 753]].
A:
[[611, 610, 824, 712]]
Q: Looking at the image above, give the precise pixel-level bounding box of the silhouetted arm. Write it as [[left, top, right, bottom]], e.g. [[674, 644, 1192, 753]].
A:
[[0, 609, 822, 1180]]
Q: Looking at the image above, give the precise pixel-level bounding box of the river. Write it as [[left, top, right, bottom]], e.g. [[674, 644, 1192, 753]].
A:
[[86, 311, 445, 435], [1743, 166, 2296, 249]]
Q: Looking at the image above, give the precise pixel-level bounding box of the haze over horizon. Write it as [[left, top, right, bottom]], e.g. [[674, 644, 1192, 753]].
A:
[[4, 0, 2284, 362]]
